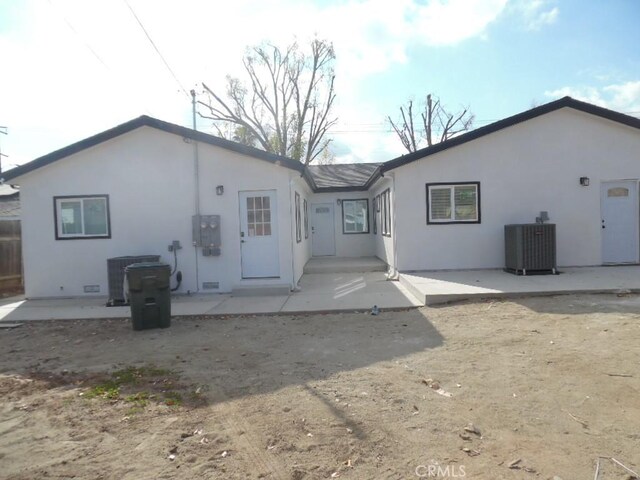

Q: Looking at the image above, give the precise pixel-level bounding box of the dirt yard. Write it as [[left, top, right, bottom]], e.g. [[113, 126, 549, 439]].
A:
[[1, 294, 639, 479]]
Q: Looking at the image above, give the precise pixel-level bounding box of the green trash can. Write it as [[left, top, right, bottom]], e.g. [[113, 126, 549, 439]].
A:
[[125, 262, 171, 330]]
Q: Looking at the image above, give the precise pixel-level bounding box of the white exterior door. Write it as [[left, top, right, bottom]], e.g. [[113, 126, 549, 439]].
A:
[[601, 180, 639, 264], [311, 203, 336, 256], [239, 191, 279, 278]]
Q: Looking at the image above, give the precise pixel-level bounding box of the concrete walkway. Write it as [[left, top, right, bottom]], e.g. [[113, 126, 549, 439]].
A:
[[0, 272, 421, 322], [400, 265, 640, 305], [3, 265, 638, 320]]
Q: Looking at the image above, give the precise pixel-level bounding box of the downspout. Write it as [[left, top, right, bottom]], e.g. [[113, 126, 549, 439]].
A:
[[191, 89, 201, 292]]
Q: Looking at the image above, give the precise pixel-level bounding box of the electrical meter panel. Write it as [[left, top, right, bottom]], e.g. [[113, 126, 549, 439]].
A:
[[192, 215, 221, 256]]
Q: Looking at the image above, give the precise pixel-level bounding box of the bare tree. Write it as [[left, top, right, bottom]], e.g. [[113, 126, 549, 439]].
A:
[[388, 94, 475, 153], [198, 39, 337, 165]]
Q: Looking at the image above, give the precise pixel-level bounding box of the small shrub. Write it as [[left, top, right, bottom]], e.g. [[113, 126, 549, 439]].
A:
[[164, 391, 183, 406], [125, 391, 149, 407]]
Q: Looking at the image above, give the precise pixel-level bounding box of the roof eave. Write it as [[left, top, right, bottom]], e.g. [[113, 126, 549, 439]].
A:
[[380, 96, 640, 174], [313, 185, 371, 193], [1, 115, 304, 182]]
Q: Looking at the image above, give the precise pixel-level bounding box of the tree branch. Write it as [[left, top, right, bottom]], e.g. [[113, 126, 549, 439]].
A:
[[392, 93, 474, 152], [199, 38, 337, 162]]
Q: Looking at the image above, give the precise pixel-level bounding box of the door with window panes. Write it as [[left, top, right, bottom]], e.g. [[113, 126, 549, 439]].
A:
[[239, 191, 279, 278]]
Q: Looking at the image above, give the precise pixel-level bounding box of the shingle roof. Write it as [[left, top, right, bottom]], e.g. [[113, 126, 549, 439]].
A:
[[307, 163, 381, 191], [0, 199, 20, 218]]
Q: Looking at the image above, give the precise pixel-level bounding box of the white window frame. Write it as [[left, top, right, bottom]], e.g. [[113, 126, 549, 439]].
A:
[[341, 198, 369, 234], [381, 189, 391, 237], [295, 192, 302, 243], [303, 198, 309, 239], [54, 195, 111, 239], [426, 182, 480, 224]]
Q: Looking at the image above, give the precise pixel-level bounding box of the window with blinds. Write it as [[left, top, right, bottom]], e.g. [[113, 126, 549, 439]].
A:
[[426, 183, 480, 224]]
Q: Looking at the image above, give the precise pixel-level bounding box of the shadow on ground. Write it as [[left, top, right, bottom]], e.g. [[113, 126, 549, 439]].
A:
[[0, 309, 444, 407], [426, 292, 640, 316]]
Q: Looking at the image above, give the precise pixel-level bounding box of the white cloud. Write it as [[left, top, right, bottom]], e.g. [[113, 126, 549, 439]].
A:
[[410, 0, 508, 45], [510, 0, 559, 31], [545, 81, 640, 114], [1, 0, 511, 167]]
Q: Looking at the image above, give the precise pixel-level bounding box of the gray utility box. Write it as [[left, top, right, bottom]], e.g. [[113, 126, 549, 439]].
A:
[[192, 214, 221, 256], [504, 223, 557, 275], [107, 255, 160, 305], [126, 262, 171, 330]]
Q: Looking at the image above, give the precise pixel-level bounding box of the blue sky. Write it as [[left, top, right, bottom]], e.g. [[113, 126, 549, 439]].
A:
[[0, 0, 639, 169]]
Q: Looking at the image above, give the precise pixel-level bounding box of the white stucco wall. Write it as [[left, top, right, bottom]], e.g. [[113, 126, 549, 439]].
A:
[[392, 108, 640, 271], [291, 174, 313, 285], [369, 176, 395, 269], [310, 191, 375, 257], [16, 127, 300, 298]]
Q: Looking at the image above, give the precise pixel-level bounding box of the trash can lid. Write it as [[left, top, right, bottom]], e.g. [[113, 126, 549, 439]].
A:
[[125, 262, 171, 271]]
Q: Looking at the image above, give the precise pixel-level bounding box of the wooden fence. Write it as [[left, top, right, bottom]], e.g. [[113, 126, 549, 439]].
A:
[[0, 220, 23, 292]]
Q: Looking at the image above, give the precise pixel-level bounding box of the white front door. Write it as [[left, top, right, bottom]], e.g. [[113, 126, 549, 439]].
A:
[[239, 190, 279, 278], [601, 180, 639, 264], [311, 203, 336, 256]]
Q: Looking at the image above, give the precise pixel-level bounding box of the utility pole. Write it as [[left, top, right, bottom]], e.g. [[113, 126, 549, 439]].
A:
[[190, 89, 201, 292], [0, 127, 7, 174]]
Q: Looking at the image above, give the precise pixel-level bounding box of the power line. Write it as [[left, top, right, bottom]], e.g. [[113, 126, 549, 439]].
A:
[[47, 0, 109, 70], [47, 0, 156, 116], [328, 107, 640, 135], [123, 0, 189, 98]]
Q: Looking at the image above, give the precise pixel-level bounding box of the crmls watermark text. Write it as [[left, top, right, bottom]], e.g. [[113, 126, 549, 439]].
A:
[[415, 464, 466, 478]]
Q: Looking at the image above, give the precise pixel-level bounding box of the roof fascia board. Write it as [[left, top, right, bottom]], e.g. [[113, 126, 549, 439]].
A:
[[380, 96, 640, 174], [313, 185, 371, 193], [2, 115, 305, 182]]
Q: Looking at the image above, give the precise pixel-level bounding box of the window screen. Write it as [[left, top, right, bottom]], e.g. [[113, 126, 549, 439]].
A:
[[55, 195, 110, 239], [342, 199, 369, 234]]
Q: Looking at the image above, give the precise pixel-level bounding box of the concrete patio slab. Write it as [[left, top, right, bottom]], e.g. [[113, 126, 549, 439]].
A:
[[400, 265, 640, 305], [0, 272, 421, 322], [0, 297, 129, 322], [303, 256, 387, 274], [209, 295, 289, 315], [282, 272, 422, 312], [0, 294, 230, 322]]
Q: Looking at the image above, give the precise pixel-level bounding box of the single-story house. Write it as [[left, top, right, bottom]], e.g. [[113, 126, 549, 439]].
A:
[[0, 184, 20, 221], [2, 96, 639, 299]]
